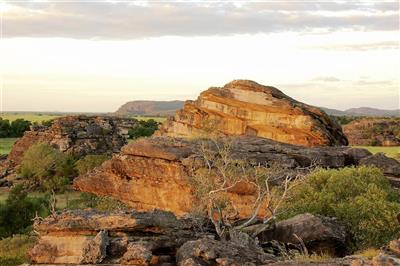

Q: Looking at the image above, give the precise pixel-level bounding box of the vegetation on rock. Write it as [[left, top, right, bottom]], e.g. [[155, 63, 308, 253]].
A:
[[18, 143, 76, 192], [281, 166, 400, 250], [128, 119, 159, 139], [75, 155, 110, 175]]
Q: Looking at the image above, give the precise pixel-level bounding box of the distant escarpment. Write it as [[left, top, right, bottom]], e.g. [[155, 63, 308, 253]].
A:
[[2, 115, 139, 170], [156, 80, 348, 147], [343, 118, 400, 146], [115, 100, 185, 116], [74, 136, 400, 218]]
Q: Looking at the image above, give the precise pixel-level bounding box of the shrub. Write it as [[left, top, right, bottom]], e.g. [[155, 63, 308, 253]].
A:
[[10, 119, 31, 137], [0, 118, 11, 137], [18, 143, 76, 192], [0, 185, 49, 238], [75, 155, 110, 175], [280, 166, 400, 250], [128, 119, 159, 139]]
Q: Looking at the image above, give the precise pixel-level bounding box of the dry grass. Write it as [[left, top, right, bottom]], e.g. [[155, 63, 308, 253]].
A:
[[0, 234, 36, 266], [355, 248, 381, 258]]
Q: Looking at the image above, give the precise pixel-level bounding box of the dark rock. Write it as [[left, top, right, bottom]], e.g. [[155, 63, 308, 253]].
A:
[[176, 238, 276, 266], [255, 213, 348, 257], [359, 153, 400, 177]]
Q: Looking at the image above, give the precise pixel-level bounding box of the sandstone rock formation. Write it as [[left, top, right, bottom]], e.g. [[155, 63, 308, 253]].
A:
[[2, 115, 138, 170], [343, 118, 400, 146], [254, 213, 348, 256], [29, 209, 213, 265], [157, 80, 348, 147], [74, 136, 400, 218]]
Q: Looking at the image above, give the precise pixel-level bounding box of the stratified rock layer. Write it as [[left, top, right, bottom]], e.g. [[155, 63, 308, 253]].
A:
[[157, 80, 348, 147], [74, 136, 400, 218], [29, 210, 212, 265]]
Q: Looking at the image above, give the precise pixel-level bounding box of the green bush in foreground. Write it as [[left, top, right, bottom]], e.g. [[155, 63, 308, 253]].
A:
[[0, 185, 49, 238], [281, 166, 400, 250], [18, 143, 76, 192], [75, 154, 110, 176]]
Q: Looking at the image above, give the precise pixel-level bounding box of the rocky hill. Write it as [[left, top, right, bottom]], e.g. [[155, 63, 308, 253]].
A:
[[74, 136, 400, 218], [1, 116, 139, 171], [156, 80, 348, 147], [115, 100, 184, 116], [321, 107, 400, 117], [343, 118, 400, 146]]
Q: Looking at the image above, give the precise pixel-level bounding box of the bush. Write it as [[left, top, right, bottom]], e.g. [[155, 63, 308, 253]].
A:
[[0, 118, 11, 137], [75, 155, 110, 175], [128, 119, 159, 139], [10, 119, 31, 137], [18, 143, 76, 192], [0, 185, 49, 238], [280, 166, 400, 250]]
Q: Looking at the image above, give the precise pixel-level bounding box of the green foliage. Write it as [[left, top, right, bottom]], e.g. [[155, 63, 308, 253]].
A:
[[41, 119, 54, 127], [75, 155, 110, 175], [18, 143, 76, 192], [0, 185, 49, 238], [128, 119, 159, 139], [0, 234, 36, 266], [67, 192, 128, 211], [0, 118, 31, 137], [281, 166, 400, 250]]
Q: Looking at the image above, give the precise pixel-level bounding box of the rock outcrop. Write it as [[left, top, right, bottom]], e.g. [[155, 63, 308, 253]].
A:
[[29, 209, 213, 265], [74, 136, 400, 218], [254, 213, 348, 256], [157, 80, 348, 147], [176, 238, 276, 266], [2, 116, 139, 170], [343, 118, 400, 146]]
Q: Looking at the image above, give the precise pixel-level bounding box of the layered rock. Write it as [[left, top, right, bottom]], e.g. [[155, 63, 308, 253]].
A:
[[343, 118, 400, 146], [2, 115, 139, 170], [157, 80, 348, 147], [29, 209, 213, 265], [74, 136, 400, 218]]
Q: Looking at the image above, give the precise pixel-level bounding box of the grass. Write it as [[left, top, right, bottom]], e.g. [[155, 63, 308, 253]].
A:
[[0, 138, 18, 155], [0, 190, 83, 209], [355, 248, 380, 259], [0, 113, 61, 123], [0, 234, 36, 266], [354, 146, 400, 159]]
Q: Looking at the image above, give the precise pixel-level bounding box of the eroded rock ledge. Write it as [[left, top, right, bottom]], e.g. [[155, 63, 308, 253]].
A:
[[74, 136, 400, 218], [157, 80, 348, 147]]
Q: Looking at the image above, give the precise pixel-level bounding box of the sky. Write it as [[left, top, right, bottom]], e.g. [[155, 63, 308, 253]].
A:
[[0, 0, 399, 112]]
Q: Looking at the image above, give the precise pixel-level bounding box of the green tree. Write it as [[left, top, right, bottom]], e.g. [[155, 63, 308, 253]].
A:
[[18, 143, 76, 192], [0, 118, 11, 137], [128, 119, 159, 139], [280, 166, 400, 250], [10, 119, 31, 137], [0, 185, 49, 238]]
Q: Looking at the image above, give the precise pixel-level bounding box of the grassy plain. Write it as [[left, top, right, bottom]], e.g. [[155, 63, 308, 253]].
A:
[[0, 138, 18, 155], [0, 113, 61, 123], [354, 146, 399, 159]]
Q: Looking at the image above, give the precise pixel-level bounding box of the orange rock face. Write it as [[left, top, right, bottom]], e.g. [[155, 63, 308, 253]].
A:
[[74, 136, 376, 218], [157, 80, 348, 147]]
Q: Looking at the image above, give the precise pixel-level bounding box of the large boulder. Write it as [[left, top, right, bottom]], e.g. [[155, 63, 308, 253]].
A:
[[74, 136, 398, 218], [29, 210, 212, 265], [176, 238, 276, 266], [254, 213, 348, 257], [157, 80, 348, 147]]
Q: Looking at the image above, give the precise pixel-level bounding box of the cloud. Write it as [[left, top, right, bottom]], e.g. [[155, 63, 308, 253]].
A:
[[312, 76, 342, 82], [313, 41, 398, 51], [2, 1, 398, 39]]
